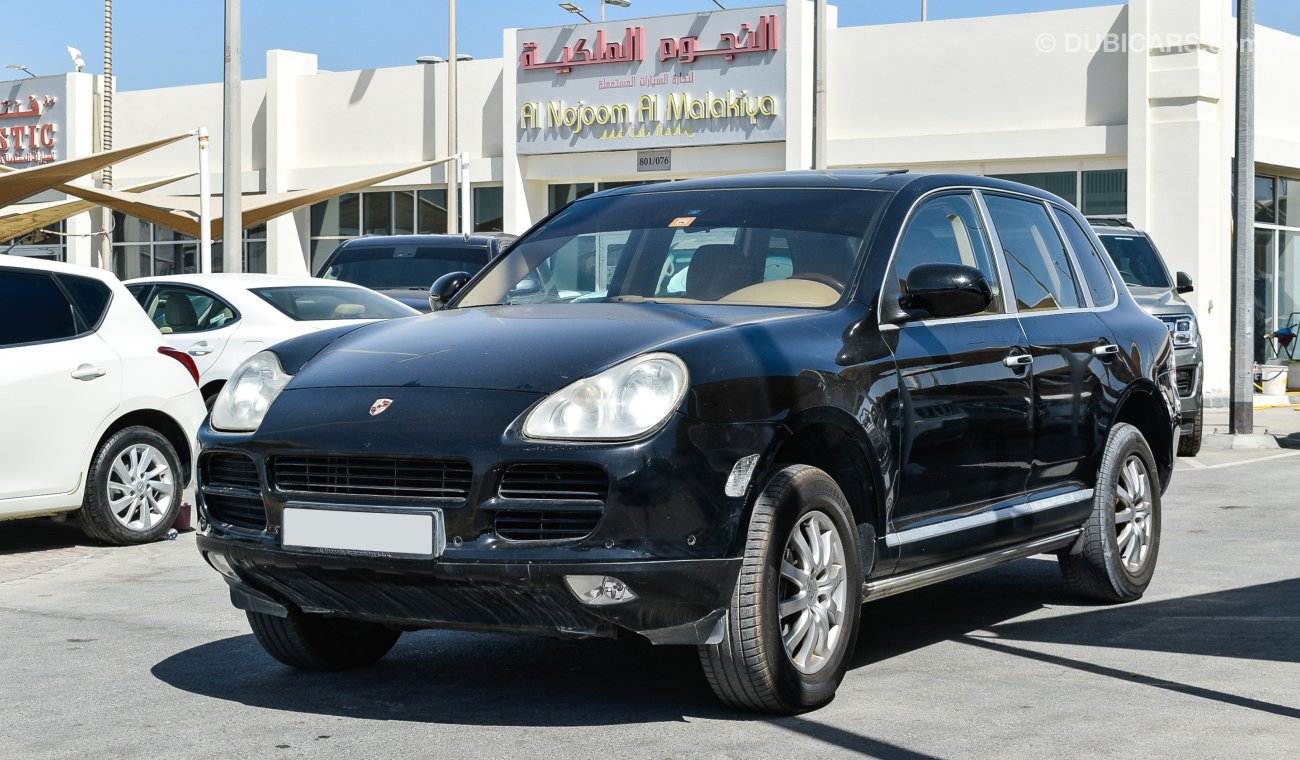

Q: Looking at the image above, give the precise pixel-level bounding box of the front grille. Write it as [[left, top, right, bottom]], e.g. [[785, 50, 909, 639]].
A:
[[201, 453, 267, 531], [494, 508, 603, 541], [270, 456, 473, 501], [1176, 366, 1195, 396], [498, 463, 609, 501]]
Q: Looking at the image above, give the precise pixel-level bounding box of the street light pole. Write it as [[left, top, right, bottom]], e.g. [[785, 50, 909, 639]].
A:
[[98, 0, 113, 270], [1230, 0, 1256, 435], [446, 0, 459, 234], [198, 128, 212, 273], [223, 0, 243, 272], [812, 0, 827, 169]]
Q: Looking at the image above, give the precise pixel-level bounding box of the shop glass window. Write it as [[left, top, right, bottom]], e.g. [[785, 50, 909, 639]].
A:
[[548, 183, 596, 214], [1255, 229, 1277, 360], [311, 193, 359, 238], [1278, 177, 1300, 227], [1052, 207, 1116, 306], [989, 172, 1078, 206], [417, 189, 448, 234], [474, 186, 504, 232], [985, 194, 1083, 312], [1081, 169, 1128, 216], [393, 191, 416, 235], [363, 192, 392, 236], [1255, 175, 1277, 224], [0, 271, 78, 346]]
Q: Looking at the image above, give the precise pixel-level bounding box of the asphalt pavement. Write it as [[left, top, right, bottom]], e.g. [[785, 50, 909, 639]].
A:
[[2, 410, 1298, 759]]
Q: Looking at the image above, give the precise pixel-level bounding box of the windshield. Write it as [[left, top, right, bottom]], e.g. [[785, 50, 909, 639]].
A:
[[320, 244, 490, 290], [456, 188, 887, 309], [1096, 235, 1171, 288], [251, 286, 416, 321]]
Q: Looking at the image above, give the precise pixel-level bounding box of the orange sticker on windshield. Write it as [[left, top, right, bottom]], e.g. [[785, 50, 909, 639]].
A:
[[668, 216, 696, 228]]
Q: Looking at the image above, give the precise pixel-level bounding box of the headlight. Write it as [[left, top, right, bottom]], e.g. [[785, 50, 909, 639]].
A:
[[523, 353, 689, 440], [1161, 313, 1198, 348], [210, 351, 293, 432]]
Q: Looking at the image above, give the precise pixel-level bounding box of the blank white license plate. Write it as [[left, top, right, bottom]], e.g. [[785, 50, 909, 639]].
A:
[[282, 507, 444, 557]]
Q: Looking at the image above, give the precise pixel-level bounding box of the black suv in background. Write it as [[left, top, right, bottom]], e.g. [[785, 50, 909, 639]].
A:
[[1091, 225, 1203, 455], [315, 233, 514, 312], [197, 172, 1178, 714]]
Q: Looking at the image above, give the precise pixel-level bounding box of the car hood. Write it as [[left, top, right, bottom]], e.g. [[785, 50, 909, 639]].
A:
[[1126, 286, 1192, 316], [285, 302, 815, 393]]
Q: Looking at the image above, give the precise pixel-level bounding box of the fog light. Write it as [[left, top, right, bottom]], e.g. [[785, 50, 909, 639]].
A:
[[725, 454, 761, 498], [564, 575, 638, 606], [204, 551, 241, 582]]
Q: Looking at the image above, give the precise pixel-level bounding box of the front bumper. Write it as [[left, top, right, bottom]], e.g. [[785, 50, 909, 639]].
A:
[[1174, 345, 1202, 424], [196, 385, 776, 644], [199, 534, 740, 644]]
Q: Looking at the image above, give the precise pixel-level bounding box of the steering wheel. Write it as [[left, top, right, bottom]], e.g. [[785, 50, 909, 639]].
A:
[[789, 272, 845, 293]]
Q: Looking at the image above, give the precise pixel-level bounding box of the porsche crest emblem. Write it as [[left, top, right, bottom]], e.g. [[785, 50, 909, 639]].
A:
[[369, 398, 393, 416]]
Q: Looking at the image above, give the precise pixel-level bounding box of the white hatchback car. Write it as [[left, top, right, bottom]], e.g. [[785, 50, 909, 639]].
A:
[[124, 274, 418, 405], [0, 255, 207, 544]]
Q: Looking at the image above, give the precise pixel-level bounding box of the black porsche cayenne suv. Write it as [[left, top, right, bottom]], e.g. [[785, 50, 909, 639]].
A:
[[196, 171, 1178, 714]]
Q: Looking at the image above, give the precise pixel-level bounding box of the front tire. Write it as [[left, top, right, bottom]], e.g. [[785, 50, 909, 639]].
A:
[[1059, 422, 1161, 602], [698, 465, 863, 713], [79, 426, 182, 545], [247, 609, 401, 671]]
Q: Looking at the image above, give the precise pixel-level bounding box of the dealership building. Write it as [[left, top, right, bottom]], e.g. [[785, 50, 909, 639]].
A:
[[3, 0, 1299, 393]]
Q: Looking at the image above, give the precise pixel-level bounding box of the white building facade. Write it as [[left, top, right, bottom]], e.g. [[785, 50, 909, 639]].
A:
[[4, 0, 1299, 394]]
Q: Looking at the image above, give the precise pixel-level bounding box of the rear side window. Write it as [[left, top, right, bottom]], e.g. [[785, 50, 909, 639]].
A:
[[985, 194, 1083, 312], [0, 270, 79, 346], [143, 286, 237, 334], [56, 274, 114, 329], [1052, 208, 1117, 306]]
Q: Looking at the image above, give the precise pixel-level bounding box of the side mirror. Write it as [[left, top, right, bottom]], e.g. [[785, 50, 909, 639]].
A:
[[509, 276, 542, 298], [1176, 271, 1194, 294], [429, 271, 472, 311], [900, 263, 993, 320]]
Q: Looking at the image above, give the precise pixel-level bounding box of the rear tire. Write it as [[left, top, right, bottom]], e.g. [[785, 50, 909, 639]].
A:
[[698, 465, 862, 713], [1177, 407, 1203, 457], [79, 426, 182, 545], [1059, 422, 1161, 603], [247, 609, 401, 671]]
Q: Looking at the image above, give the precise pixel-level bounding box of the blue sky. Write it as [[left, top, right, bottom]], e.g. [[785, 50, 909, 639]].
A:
[[6, 1, 1297, 91]]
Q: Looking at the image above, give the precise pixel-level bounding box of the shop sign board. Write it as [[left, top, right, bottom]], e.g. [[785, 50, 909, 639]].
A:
[[0, 78, 64, 166], [516, 5, 785, 155]]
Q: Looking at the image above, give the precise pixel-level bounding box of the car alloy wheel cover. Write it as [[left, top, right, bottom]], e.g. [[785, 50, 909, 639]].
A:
[[106, 443, 174, 532], [1114, 453, 1154, 574], [778, 509, 848, 675]]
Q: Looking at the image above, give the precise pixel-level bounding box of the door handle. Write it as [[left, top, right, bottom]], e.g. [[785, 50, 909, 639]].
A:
[[187, 342, 212, 356], [1003, 353, 1033, 368], [1092, 343, 1121, 357], [71, 364, 107, 381]]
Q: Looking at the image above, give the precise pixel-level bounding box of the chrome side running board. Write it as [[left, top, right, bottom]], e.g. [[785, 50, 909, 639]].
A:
[[862, 529, 1081, 602]]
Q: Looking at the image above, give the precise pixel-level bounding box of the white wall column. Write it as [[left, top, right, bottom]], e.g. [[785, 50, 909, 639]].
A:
[[264, 49, 316, 275], [1128, 0, 1233, 393]]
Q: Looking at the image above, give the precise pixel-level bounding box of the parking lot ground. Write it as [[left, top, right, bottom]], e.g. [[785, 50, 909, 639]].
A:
[[2, 428, 1298, 760]]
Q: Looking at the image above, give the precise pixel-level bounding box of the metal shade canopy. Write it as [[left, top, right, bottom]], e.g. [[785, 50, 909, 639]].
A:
[[53, 157, 455, 240], [0, 133, 189, 209], [0, 173, 192, 243]]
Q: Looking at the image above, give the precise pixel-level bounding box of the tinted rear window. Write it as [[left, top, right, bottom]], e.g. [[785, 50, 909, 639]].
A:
[[0, 270, 79, 346], [320, 244, 489, 290], [57, 273, 114, 328], [251, 286, 416, 321], [1096, 234, 1171, 288], [1052, 208, 1117, 306]]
